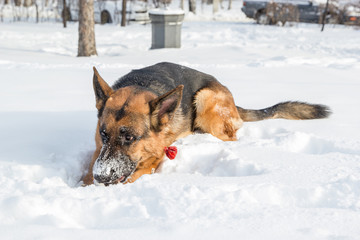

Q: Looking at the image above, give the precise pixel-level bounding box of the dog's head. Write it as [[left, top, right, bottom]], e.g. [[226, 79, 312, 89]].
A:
[[92, 67, 183, 185]]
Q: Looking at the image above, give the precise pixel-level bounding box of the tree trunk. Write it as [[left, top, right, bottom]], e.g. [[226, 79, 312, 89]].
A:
[[121, 0, 126, 27], [62, 0, 67, 28], [24, 0, 32, 7], [180, 0, 184, 10], [35, 2, 39, 23], [189, 0, 196, 14], [321, 0, 330, 32], [78, 0, 97, 56], [213, 0, 219, 14], [228, 0, 232, 10], [14, 0, 21, 6]]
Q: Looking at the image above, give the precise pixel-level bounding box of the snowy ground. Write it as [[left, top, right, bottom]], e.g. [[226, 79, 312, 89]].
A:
[[1, 9, 360, 240]]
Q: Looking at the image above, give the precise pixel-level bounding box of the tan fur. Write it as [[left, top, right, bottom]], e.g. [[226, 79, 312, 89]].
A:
[[83, 74, 187, 185], [83, 66, 330, 185], [194, 85, 242, 141], [237, 101, 331, 122]]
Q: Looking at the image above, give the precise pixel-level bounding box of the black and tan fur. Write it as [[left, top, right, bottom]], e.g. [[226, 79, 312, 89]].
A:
[[82, 62, 331, 185]]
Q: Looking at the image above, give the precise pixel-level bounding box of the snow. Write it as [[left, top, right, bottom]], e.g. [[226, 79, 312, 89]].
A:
[[148, 8, 185, 15], [1, 4, 360, 239]]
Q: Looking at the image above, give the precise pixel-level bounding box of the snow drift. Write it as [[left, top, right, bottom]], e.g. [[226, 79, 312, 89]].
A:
[[1, 10, 360, 240]]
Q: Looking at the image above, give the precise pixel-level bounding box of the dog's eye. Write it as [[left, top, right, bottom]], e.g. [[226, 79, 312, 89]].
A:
[[120, 134, 134, 143], [119, 128, 134, 142], [100, 130, 109, 144], [125, 134, 133, 142], [118, 133, 135, 145]]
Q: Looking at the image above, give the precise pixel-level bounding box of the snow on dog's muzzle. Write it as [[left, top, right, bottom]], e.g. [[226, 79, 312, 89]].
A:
[[93, 152, 136, 185]]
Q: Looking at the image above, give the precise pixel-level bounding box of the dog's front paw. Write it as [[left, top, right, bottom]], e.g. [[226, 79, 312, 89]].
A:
[[81, 173, 94, 186]]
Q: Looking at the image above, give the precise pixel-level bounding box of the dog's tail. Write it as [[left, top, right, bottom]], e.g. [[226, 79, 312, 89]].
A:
[[237, 101, 331, 122]]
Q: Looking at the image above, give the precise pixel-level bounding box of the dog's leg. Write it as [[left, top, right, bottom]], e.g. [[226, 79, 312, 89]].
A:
[[82, 123, 103, 186], [82, 148, 100, 185], [194, 86, 243, 141]]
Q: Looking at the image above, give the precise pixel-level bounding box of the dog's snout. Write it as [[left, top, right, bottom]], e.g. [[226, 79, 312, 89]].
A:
[[93, 158, 121, 184], [92, 153, 136, 184], [93, 172, 114, 185], [93, 167, 115, 181]]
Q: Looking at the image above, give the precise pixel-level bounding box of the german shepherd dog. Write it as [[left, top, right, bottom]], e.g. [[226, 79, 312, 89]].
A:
[[82, 62, 331, 185]]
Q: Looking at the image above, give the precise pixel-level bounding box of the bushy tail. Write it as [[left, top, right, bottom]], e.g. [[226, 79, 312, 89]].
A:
[[237, 101, 331, 122]]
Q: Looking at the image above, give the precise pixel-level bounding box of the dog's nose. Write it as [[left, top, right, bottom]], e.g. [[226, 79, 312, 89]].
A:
[[93, 158, 120, 184], [92, 153, 137, 185], [93, 169, 118, 184]]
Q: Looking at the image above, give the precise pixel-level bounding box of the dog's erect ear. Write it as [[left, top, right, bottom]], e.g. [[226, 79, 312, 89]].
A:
[[149, 85, 184, 131], [93, 67, 113, 111]]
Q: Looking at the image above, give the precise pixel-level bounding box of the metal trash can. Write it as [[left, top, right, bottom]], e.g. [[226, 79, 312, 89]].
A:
[[149, 9, 185, 49]]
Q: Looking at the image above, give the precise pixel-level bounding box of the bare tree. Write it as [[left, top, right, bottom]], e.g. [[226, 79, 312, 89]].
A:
[[321, 0, 330, 31], [78, 0, 97, 56], [34, 0, 39, 23], [189, 0, 196, 14], [262, 2, 299, 25], [62, 0, 67, 27], [180, 0, 184, 9], [24, 0, 32, 6], [228, 0, 232, 10], [121, 0, 126, 27], [213, 0, 219, 13], [320, 0, 345, 30]]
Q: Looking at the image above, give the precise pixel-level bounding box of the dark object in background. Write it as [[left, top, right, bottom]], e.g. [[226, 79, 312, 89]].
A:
[[241, 0, 360, 26]]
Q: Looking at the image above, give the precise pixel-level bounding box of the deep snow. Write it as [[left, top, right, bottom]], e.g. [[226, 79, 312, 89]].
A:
[[1, 5, 360, 240]]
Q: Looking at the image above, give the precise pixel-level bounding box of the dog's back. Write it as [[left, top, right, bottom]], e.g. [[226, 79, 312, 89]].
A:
[[113, 62, 331, 124], [112, 62, 219, 117]]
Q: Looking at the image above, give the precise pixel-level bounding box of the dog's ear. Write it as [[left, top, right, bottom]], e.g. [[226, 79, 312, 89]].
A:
[[93, 67, 113, 111], [149, 85, 184, 131]]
